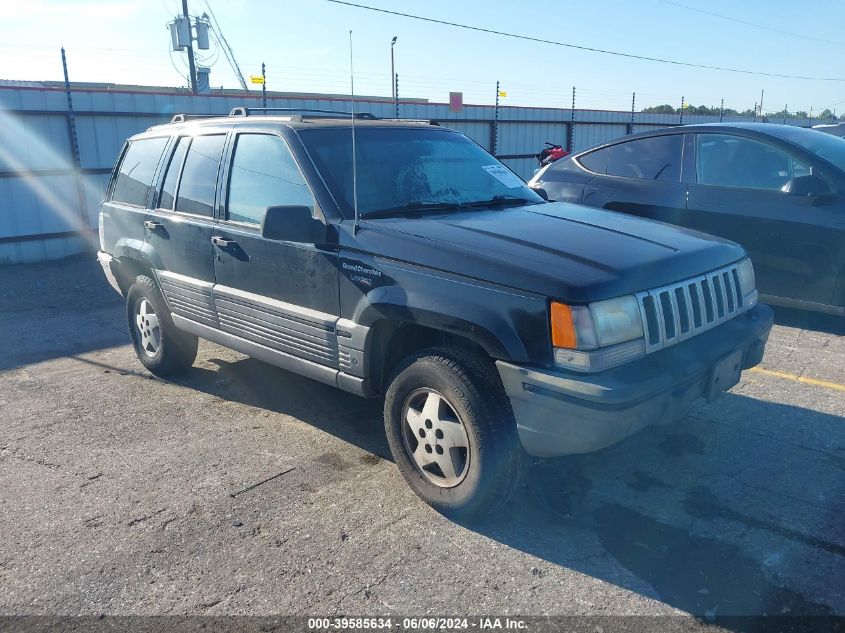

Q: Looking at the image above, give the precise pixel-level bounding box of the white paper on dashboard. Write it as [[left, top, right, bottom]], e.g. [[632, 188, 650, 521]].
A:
[[482, 164, 524, 188]]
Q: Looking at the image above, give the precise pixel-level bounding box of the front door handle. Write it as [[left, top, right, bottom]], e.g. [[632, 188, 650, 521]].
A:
[[144, 220, 163, 230], [211, 236, 237, 248]]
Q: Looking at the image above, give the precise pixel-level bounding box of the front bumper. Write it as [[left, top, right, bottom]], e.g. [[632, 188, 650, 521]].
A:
[[497, 304, 773, 457], [97, 251, 122, 295]]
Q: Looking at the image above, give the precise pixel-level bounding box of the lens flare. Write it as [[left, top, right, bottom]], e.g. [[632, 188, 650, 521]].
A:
[[0, 107, 104, 250]]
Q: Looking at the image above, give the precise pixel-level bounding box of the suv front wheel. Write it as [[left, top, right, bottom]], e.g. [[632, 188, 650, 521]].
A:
[[126, 275, 198, 376], [383, 347, 523, 518]]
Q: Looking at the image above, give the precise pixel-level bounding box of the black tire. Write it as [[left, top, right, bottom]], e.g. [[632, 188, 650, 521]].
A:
[[126, 275, 198, 376], [383, 346, 523, 519]]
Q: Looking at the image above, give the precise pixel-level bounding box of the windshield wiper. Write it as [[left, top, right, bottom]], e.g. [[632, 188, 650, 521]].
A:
[[364, 201, 464, 219], [463, 195, 542, 208], [364, 195, 540, 219]]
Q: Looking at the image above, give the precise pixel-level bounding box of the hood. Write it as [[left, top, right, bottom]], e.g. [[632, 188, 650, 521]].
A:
[[344, 201, 746, 302]]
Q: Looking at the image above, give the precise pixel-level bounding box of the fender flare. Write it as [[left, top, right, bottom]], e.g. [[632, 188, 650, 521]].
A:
[[110, 239, 163, 293], [352, 284, 532, 364], [113, 238, 162, 271]]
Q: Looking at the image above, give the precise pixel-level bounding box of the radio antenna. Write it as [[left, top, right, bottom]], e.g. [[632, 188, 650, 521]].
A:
[[349, 30, 360, 236]]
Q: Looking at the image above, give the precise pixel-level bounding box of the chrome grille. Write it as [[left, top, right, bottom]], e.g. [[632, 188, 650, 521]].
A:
[[635, 262, 747, 354]]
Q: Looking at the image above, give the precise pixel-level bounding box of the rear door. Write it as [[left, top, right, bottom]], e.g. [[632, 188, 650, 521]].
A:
[[210, 130, 341, 367], [100, 136, 169, 255], [146, 133, 226, 327], [577, 133, 687, 224], [686, 132, 840, 305]]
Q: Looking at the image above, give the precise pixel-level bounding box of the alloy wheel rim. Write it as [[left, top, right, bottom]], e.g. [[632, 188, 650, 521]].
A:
[[401, 388, 470, 488], [135, 298, 161, 357]]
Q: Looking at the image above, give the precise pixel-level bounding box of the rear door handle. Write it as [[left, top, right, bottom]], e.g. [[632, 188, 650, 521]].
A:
[[144, 220, 163, 230], [211, 236, 237, 247]]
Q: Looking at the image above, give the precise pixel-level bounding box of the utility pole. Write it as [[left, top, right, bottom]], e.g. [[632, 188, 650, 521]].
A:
[[182, 0, 198, 93], [629, 92, 635, 134], [61, 48, 81, 172], [61, 47, 87, 229], [568, 86, 575, 152], [493, 80, 500, 156], [719, 98, 724, 122], [783, 104, 787, 124], [679, 95, 684, 125], [759, 89, 765, 120], [753, 101, 757, 122], [261, 62, 266, 107], [390, 36, 397, 117]]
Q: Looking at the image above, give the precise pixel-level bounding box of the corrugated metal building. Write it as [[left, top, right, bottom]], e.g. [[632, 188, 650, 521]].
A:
[[0, 83, 816, 264]]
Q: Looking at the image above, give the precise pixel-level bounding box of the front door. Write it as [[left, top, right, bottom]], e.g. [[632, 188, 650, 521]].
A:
[[686, 132, 842, 306], [146, 133, 227, 327], [210, 131, 340, 367], [578, 133, 688, 223]]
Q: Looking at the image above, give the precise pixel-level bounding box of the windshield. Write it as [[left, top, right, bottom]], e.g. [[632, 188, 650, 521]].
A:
[[772, 126, 845, 172], [298, 126, 543, 218]]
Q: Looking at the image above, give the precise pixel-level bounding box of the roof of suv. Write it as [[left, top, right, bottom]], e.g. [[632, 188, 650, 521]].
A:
[[146, 115, 440, 133]]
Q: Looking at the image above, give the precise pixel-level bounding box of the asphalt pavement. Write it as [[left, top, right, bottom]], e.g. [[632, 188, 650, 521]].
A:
[[0, 256, 843, 619]]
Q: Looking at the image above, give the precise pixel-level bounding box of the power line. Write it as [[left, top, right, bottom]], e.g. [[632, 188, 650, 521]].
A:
[[202, 0, 249, 91], [658, 0, 845, 47], [326, 0, 845, 82]]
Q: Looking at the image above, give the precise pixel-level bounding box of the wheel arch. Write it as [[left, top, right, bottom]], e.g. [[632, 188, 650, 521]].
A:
[[362, 310, 513, 396], [111, 239, 161, 295]]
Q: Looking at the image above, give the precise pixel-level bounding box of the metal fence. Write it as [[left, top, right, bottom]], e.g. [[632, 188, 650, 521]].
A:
[[0, 84, 818, 264]]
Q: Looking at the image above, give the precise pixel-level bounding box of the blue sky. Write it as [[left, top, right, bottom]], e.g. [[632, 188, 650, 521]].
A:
[[2, 0, 844, 114]]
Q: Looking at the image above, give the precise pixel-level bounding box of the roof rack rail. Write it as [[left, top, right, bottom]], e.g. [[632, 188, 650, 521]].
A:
[[170, 113, 224, 123], [228, 106, 377, 119], [394, 119, 440, 126]]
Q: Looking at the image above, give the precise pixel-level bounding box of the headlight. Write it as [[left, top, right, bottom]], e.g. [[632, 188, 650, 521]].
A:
[[736, 257, 758, 308], [550, 296, 645, 372], [590, 296, 644, 347]]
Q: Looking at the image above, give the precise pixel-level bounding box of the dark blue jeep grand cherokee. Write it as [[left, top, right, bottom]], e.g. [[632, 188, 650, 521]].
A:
[[97, 109, 773, 517]]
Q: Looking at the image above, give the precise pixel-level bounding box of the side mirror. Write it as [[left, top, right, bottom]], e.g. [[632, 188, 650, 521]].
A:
[[532, 187, 549, 201], [261, 206, 326, 244], [781, 174, 830, 197]]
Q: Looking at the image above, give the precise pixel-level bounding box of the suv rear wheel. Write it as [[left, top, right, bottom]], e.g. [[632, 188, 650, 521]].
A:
[[383, 347, 523, 518], [126, 275, 198, 376]]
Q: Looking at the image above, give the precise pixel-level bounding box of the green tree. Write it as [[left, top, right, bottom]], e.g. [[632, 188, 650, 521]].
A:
[[641, 104, 677, 114], [817, 108, 838, 122]]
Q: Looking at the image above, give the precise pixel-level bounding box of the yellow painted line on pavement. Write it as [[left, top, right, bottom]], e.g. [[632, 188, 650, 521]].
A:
[[749, 367, 845, 393]]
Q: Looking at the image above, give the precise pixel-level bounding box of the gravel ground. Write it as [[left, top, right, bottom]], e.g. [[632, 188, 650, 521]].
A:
[[0, 256, 843, 618]]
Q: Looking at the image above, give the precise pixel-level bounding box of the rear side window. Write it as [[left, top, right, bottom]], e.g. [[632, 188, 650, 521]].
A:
[[175, 134, 226, 217], [578, 149, 608, 174], [111, 137, 168, 206], [158, 137, 189, 210], [226, 134, 314, 225], [579, 135, 683, 182]]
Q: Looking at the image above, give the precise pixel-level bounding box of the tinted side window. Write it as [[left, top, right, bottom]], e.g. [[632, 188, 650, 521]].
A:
[[158, 137, 189, 210], [227, 134, 314, 224], [604, 136, 683, 181], [696, 134, 810, 190], [578, 148, 608, 174], [111, 137, 168, 206], [175, 134, 226, 217]]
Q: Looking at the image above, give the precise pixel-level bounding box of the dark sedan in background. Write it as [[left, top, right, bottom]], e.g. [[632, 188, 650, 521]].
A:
[[813, 122, 845, 138], [530, 123, 845, 316]]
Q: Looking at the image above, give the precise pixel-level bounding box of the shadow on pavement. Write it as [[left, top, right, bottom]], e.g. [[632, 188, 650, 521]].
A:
[[0, 255, 126, 371], [771, 305, 844, 335], [182, 355, 389, 459], [470, 394, 845, 620], [173, 353, 845, 620]]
